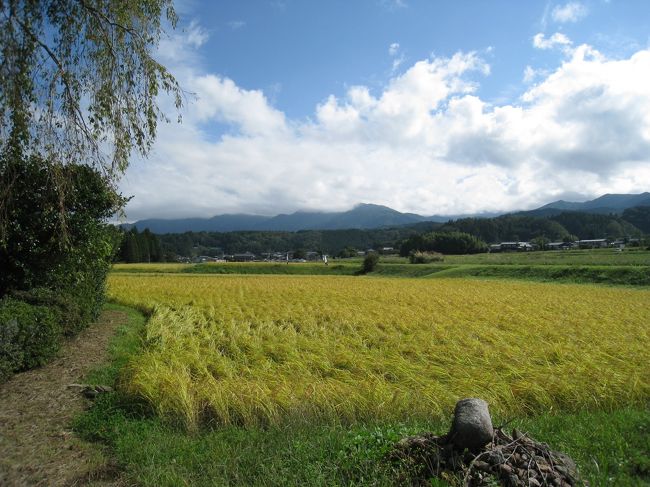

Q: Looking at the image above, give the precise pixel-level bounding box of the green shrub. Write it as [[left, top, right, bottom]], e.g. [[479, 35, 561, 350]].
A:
[[0, 155, 122, 307], [361, 253, 379, 274], [0, 297, 61, 381], [409, 251, 444, 264], [0, 153, 123, 381], [9, 288, 84, 336]]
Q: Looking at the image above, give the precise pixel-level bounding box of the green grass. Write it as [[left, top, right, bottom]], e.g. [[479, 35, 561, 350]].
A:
[[75, 303, 650, 486], [111, 249, 650, 287], [427, 264, 650, 286], [84, 303, 148, 386], [189, 262, 359, 275], [352, 248, 650, 266], [438, 248, 650, 266], [112, 262, 359, 276]]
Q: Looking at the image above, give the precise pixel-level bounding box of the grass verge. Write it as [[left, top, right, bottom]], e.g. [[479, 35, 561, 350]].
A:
[[111, 260, 650, 286], [75, 303, 650, 486], [427, 264, 650, 286]]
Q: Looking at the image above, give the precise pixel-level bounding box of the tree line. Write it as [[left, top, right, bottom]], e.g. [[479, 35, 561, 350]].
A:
[[1, 0, 178, 381], [148, 224, 441, 259], [130, 209, 649, 262], [435, 211, 643, 243], [118, 228, 164, 263]]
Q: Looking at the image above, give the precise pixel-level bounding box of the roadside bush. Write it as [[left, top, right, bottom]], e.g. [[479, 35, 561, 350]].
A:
[[0, 297, 61, 381], [9, 288, 84, 336], [361, 253, 379, 274], [409, 251, 444, 264], [0, 155, 123, 315], [0, 153, 123, 381]]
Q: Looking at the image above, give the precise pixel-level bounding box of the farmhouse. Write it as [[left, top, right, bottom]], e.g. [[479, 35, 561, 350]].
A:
[[547, 242, 576, 250], [228, 252, 256, 262], [492, 241, 534, 252], [577, 239, 608, 249], [194, 255, 224, 263]]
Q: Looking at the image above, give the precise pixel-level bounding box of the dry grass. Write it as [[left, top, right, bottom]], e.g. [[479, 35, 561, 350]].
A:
[[107, 274, 650, 429]]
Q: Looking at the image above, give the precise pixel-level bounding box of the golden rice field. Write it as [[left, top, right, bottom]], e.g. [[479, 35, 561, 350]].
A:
[[107, 273, 650, 429]]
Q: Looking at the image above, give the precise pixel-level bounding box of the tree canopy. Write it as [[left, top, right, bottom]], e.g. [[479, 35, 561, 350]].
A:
[[0, 1, 180, 379], [399, 231, 488, 256], [0, 0, 181, 175]]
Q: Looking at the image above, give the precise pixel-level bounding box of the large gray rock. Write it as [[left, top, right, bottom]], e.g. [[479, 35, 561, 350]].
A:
[[448, 398, 494, 451]]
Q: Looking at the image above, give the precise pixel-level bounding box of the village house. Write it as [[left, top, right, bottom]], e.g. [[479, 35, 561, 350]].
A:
[[491, 241, 534, 252], [547, 241, 576, 250], [577, 239, 608, 249], [227, 252, 256, 262]]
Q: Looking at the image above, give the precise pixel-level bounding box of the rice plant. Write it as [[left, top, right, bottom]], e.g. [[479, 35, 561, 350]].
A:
[[108, 274, 650, 429]]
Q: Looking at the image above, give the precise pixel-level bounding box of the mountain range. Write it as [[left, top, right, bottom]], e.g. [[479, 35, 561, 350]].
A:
[[517, 192, 650, 217], [126, 193, 650, 234]]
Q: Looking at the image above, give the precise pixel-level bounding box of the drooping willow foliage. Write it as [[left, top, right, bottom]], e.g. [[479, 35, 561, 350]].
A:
[[0, 0, 182, 243], [0, 1, 182, 378], [0, 0, 182, 171]]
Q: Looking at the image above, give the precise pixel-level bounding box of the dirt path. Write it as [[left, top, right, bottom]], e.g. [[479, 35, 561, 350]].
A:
[[0, 310, 129, 487]]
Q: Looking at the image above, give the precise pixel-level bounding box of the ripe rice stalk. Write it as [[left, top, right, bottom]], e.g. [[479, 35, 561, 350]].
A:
[[109, 274, 650, 430]]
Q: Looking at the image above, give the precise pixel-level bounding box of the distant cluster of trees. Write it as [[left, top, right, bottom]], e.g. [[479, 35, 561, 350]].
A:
[[621, 206, 650, 233], [398, 210, 649, 256], [117, 228, 164, 263], [154, 224, 441, 258], [435, 212, 643, 243], [400, 231, 488, 256]]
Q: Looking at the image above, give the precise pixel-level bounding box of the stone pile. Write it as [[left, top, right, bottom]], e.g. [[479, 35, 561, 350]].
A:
[[390, 398, 584, 486]]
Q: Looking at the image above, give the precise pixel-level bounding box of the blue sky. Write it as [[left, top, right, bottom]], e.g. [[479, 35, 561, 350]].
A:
[[121, 0, 650, 220]]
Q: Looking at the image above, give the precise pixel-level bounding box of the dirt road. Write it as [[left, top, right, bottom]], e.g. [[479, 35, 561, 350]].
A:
[[0, 310, 128, 486]]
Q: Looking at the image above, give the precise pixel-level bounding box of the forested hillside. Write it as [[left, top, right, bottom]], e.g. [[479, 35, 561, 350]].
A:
[[438, 211, 644, 243], [127, 208, 650, 261], [155, 224, 441, 257]]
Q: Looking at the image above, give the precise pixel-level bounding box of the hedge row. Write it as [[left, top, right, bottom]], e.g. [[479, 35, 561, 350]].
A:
[[0, 286, 111, 382], [1, 156, 121, 383], [0, 297, 59, 381]]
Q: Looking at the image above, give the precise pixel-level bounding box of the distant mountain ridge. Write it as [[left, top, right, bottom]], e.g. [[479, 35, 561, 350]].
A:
[[521, 192, 650, 217], [127, 204, 450, 234], [127, 193, 650, 234]]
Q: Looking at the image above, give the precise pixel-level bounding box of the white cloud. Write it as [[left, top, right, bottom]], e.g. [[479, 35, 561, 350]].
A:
[[552, 2, 588, 23], [192, 75, 287, 136], [388, 42, 404, 72], [121, 29, 650, 220], [185, 20, 209, 48], [533, 32, 573, 50], [523, 66, 537, 83]]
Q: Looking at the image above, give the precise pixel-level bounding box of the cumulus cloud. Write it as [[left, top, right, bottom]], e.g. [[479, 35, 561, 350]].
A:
[[533, 32, 572, 50], [192, 75, 287, 136], [552, 2, 588, 23], [120, 25, 650, 220]]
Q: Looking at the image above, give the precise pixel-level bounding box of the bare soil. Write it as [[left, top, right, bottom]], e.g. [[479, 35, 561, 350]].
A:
[[0, 310, 128, 487]]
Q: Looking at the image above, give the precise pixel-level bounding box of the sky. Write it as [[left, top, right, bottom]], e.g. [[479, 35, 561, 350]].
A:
[[120, 0, 650, 220]]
